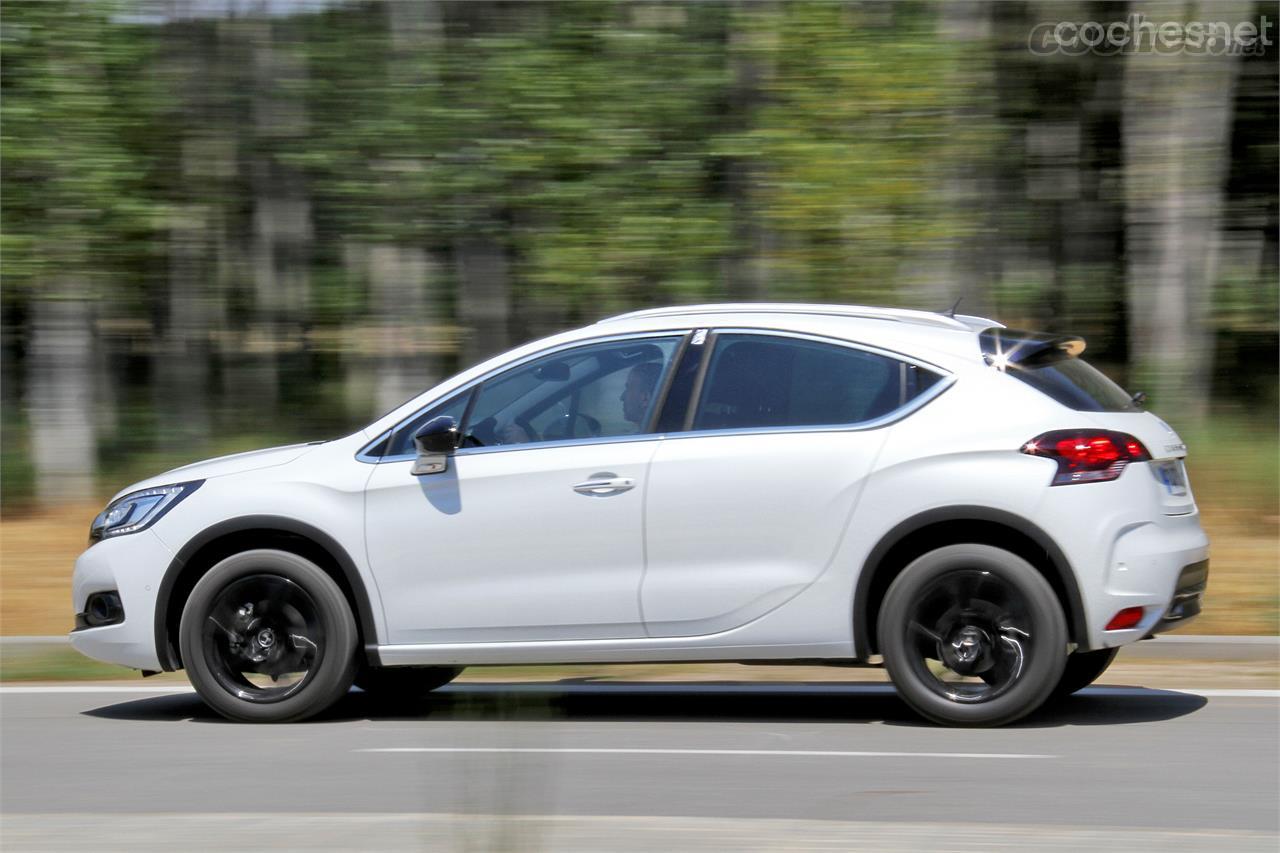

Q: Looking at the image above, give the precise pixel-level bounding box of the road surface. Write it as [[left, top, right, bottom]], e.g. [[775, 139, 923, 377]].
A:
[[3, 680, 1277, 851]]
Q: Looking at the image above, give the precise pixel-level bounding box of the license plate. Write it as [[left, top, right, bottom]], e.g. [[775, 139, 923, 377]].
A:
[[1154, 460, 1188, 497]]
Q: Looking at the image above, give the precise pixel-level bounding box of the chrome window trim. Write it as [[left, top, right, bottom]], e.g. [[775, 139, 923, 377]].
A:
[[663, 373, 953, 442], [357, 325, 955, 463], [355, 329, 691, 464], [671, 327, 955, 439], [707, 326, 951, 374]]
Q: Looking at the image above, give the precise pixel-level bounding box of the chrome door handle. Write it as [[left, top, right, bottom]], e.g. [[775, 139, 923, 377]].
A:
[[572, 474, 636, 497]]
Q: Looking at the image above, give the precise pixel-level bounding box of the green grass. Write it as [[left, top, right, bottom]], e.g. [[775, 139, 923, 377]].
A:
[[0, 646, 182, 682]]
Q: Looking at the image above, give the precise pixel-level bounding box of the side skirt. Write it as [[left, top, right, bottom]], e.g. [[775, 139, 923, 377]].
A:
[[370, 639, 852, 667]]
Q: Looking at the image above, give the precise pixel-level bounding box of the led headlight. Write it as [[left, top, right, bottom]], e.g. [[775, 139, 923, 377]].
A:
[[89, 481, 203, 542]]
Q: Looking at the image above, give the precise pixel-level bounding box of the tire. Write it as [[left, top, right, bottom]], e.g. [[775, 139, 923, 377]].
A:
[[878, 544, 1068, 727], [355, 665, 463, 701], [179, 549, 358, 723], [1050, 647, 1119, 699]]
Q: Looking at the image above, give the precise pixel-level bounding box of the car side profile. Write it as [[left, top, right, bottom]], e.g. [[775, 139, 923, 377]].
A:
[[70, 303, 1209, 726]]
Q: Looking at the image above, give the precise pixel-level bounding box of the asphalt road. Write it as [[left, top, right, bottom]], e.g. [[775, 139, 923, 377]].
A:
[[3, 681, 1277, 851]]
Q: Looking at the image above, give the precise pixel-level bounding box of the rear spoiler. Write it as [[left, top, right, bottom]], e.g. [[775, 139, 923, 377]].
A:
[[979, 328, 1085, 369]]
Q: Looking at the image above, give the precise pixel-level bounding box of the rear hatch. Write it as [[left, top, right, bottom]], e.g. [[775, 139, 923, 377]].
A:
[[980, 328, 1196, 515]]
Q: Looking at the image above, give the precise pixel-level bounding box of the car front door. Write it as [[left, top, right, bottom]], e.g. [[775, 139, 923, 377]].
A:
[[364, 334, 685, 645], [640, 331, 946, 637]]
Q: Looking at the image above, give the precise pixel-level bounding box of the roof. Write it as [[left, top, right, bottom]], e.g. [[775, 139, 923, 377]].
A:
[[598, 303, 1000, 333]]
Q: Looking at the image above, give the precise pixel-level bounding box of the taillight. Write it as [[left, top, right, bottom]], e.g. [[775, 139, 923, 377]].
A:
[[1021, 430, 1151, 485]]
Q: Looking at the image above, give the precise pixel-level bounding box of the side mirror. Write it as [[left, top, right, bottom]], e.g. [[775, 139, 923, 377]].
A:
[[412, 416, 460, 476]]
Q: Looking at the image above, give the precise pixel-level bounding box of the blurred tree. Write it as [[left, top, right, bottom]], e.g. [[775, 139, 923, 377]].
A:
[[1123, 0, 1254, 420], [1, 2, 158, 502], [0, 0, 1274, 507]]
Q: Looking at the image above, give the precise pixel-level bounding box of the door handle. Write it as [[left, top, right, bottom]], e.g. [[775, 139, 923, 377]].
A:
[[572, 473, 636, 497]]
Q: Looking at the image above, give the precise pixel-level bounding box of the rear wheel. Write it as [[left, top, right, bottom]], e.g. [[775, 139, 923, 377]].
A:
[[355, 665, 463, 700], [878, 544, 1068, 727], [179, 550, 358, 723], [1051, 647, 1119, 699]]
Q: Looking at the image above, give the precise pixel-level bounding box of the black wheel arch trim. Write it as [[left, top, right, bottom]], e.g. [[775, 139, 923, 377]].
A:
[[153, 515, 381, 671], [852, 506, 1089, 659]]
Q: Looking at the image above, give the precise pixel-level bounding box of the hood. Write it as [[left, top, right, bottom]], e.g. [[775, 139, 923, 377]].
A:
[[111, 442, 320, 501]]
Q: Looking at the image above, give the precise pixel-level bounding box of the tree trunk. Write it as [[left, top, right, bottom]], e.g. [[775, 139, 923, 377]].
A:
[[722, 1, 777, 301], [26, 285, 97, 504], [454, 231, 512, 367], [369, 245, 441, 413], [245, 15, 313, 409], [1124, 1, 1250, 420]]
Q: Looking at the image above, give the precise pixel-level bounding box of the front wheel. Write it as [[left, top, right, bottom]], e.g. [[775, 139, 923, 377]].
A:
[[179, 550, 358, 723], [878, 544, 1067, 727]]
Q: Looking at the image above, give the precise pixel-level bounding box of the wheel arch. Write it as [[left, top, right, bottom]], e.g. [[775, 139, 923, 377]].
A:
[[153, 516, 380, 671], [852, 506, 1089, 658]]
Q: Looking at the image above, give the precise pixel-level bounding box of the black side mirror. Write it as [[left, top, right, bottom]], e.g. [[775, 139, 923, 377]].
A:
[[1131, 391, 1147, 407], [412, 416, 460, 475]]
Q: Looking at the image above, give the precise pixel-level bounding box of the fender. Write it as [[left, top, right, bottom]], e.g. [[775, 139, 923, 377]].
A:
[[153, 515, 381, 670], [851, 505, 1089, 658]]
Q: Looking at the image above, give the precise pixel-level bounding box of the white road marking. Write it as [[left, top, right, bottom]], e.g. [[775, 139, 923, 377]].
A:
[[0, 684, 1276, 698], [0, 685, 196, 694], [358, 747, 1056, 759]]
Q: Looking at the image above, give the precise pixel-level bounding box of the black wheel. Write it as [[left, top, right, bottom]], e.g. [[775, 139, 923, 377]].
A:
[[355, 665, 463, 701], [179, 550, 358, 723], [1050, 647, 1119, 699], [878, 544, 1067, 727]]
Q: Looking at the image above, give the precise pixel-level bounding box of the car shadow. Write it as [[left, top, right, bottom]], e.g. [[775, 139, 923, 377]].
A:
[[82, 680, 1208, 728]]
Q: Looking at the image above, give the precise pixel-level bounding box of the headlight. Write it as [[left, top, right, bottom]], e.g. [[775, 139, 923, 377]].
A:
[[89, 481, 203, 542]]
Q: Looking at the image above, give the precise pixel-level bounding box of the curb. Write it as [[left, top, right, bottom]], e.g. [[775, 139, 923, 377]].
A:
[[3, 634, 1276, 662]]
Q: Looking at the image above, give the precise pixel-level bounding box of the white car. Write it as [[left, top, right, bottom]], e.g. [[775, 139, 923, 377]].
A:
[[71, 303, 1209, 725]]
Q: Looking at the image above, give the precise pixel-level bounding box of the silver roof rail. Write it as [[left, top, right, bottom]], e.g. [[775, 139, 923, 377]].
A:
[[598, 303, 1000, 331]]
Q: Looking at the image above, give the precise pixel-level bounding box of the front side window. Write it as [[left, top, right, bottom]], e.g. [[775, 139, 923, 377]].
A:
[[692, 334, 938, 431], [460, 337, 682, 448]]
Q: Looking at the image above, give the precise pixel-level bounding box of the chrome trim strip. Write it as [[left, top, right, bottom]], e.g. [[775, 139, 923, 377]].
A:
[[354, 329, 691, 463], [374, 432, 663, 464], [356, 325, 956, 463], [665, 373, 955, 442], [356, 431, 393, 464], [708, 326, 952, 374]]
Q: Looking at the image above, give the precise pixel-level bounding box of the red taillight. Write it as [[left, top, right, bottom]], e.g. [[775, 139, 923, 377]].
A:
[[1022, 430, 1151, 485], [1105, 606, 1145, 631]]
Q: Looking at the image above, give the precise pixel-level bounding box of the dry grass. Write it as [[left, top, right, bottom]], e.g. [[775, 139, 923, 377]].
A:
[[2, 497, 1276, 638], [0, 502, 98, 636]]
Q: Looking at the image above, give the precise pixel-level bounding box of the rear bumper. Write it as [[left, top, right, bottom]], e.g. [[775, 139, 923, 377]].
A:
[[1150, 559, 1209, 635], [1086, 515, 1210, 650]]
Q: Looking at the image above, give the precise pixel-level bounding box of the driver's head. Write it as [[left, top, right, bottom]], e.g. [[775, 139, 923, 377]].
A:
[[621, 361, 663, 425]]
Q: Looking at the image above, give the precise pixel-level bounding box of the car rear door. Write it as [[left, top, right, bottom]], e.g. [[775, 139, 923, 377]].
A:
[[640, 330, 946, 638]]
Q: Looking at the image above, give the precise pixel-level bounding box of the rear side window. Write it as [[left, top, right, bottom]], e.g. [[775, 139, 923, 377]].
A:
[[691, 334, 940, 431], [980, 329, 1137, 413]]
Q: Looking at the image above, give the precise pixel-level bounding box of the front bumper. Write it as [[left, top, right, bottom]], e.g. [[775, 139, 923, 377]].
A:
[[68, 531, 174, 671]]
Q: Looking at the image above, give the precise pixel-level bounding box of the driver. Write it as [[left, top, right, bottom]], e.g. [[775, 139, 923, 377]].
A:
[[620, 360, 663, 427]]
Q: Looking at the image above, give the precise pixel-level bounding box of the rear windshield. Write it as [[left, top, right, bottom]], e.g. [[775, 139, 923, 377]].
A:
[[981, 329, 1137, 413]]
